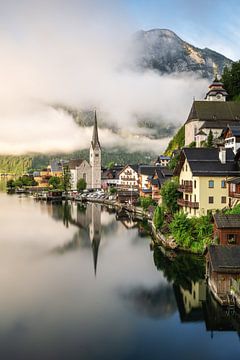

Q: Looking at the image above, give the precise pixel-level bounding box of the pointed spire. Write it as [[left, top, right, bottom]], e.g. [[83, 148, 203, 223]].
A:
[[92, 237, 100, 276], [91, 110, 101, 149]]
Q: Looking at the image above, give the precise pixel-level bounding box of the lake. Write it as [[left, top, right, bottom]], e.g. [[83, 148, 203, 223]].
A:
[[0, 193, 239, 360]]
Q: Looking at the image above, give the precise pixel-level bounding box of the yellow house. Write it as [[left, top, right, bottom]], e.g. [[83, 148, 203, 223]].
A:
[[174, 148, 240, 217]]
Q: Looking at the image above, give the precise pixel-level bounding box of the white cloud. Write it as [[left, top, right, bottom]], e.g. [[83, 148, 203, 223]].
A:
[[0, 0, 209, 155]]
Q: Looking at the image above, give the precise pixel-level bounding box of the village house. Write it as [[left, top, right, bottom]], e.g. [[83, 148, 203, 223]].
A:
[[213, 213, 240, 245], [138, 165, 157, 197], [155, 155, 171, 167], [174, 147, 240, 217], [223, 125, 240, 154], [206, 245, 240, 306], [150, 167, 173, 202], [101, 165, 123, 190], [185, 78, 240, 146], [227, 176, 240, 208], [118, 165, 139, 190]]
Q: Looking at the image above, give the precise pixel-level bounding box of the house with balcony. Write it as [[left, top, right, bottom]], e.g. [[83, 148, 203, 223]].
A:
[[174, 147, 240, 217], [138, 165, 157, 197], [118, 165, 139, 190], [227, 176, 240, 208], [223, 125, 240, 154]]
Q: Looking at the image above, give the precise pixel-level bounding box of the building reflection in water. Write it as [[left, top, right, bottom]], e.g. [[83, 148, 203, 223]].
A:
[[154, 246, 240, 337], [40, 201, 240, 336], [48, 201, 102, 276]]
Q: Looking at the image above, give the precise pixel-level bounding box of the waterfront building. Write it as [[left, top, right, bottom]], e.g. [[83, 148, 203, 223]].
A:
[[184, 78, 240, 146], [101, 165, 123, 190], [138, 165, 157, 197], [118, 165, 139, 190], [213, 213, 240, 245], [174, 147, 240, 217], [206, 245, 240, 306]]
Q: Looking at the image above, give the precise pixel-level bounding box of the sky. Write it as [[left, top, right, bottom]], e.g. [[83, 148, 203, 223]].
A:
[[0, 0, 239, 155]]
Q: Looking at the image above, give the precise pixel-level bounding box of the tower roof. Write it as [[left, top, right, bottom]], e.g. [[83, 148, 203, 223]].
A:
[[205, 78, 228, 99], [91, 111, 101, 149]]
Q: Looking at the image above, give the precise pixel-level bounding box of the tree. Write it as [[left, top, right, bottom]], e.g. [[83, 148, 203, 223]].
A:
[[61, 165, 72, 192], [109, 187, 117, 194], [153, 206, 164, 230], [161, 179, 180, 214], [6, 179, 15, 189], [140, 196, 155, 210], [222, 61, 240, 100], [49, 176, 61, 189], [207, 129, 213, 148], [107, 161, 115, 170], [77, 178, 87, 192]]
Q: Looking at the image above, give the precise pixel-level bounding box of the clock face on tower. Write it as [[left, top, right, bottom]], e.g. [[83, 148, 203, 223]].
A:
[[216, 94, 221, 99]]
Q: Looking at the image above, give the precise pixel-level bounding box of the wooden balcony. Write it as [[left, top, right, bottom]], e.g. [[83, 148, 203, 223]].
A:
[[177, 198, 199, 209], [229, 191, 240, 199], [178, 184, 193, 193]]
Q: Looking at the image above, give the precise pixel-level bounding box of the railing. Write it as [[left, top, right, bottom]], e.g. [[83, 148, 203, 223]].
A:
[[177, 198, 199, 209], [178, 184, 193, 193], [229, 191, 240, 199]]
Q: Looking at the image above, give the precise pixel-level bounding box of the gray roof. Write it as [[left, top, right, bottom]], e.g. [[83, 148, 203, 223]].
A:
[[227, 177, 240, 185], [208, 245, 240, 273], [68, 159, 84, 170], [214, 213, 240, 229], [186, 101, 240, 124], [138, 165, 156, 176], [174, 148, 240, 177]]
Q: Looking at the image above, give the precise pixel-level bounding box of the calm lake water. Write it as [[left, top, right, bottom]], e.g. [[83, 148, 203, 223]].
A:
[[0, 193, 240, 360]]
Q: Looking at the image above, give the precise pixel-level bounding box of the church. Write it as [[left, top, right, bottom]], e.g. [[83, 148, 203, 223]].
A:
[[185, 78, 240, 147], [70, 111, 101, 190]]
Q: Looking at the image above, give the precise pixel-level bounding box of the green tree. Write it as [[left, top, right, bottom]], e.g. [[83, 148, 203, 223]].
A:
[[140, 196, 155, 210], [77, 178, 87, 192], [207, 129, 213, 148], [153, 206, 164, 230], [222, 61, 240, 100], [161, 179, 180, 213], [107, 161, 115, 169], [61, 165, 72, 192], [109, 187, 117, 194], [49, 176, 61, 189], [6, 179, 15, 189]]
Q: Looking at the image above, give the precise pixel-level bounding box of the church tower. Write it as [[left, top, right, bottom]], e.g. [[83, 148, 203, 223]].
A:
[[205, 77, 228, 102], [90, 111, 101, 189]]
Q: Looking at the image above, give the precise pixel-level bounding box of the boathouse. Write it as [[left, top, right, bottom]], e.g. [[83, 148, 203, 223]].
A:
[[213, 213, 240, 245], [206, 245, 240, 305]]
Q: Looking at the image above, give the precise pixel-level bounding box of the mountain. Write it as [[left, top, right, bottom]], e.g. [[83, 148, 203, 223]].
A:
[[133, 29, 232, 78]]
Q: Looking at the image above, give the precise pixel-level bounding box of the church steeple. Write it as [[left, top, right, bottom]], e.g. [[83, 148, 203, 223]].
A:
[[90, 110, 102, 189], [91, 111, 101, 149], [205, 77, 228, 102]]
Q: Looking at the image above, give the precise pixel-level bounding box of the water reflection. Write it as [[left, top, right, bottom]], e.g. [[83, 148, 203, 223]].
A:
[[0, 194, 239, 359]]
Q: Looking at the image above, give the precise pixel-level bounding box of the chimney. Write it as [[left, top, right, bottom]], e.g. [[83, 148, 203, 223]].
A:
[[219, 147, 226, 164]]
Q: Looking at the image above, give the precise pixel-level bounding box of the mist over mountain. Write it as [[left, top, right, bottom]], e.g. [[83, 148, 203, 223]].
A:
[[133, 29, 232, 78]]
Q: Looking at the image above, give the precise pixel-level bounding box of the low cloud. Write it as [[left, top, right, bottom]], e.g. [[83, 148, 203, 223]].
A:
[[0, 0, 209, 155]]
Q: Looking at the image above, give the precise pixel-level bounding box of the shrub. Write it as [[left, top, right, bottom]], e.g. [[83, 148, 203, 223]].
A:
[[161, 178, 180, 214], [153, 206, 164, 230]]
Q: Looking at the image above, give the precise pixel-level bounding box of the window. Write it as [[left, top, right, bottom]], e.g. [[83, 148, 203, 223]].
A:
[[185, 165, 188, 171], [227, 234, 236, 244], [208, 196, 214, 204], [208, 180, 214, 188], [83, 173, 86, 181], [221, 180, 226, 188], [194, 180, 196, 189], [221, 196, 226, 204]]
